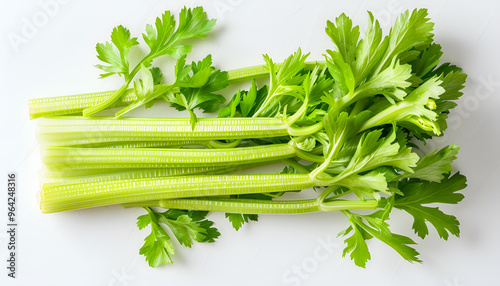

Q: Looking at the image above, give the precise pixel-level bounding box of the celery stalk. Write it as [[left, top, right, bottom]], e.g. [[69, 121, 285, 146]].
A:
[[29, 62, 325, 119], [123, 197, 379, 214], [41, 144, 297, 169], [40, 174, 316, 213], [37, 116, 290, 147], [42, 160, 274, 187]]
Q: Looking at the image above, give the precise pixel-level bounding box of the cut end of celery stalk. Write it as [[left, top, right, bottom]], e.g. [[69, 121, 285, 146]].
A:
[[28, 89, 137, 119]]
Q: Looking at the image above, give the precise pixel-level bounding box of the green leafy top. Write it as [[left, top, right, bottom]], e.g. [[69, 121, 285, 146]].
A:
[[163, 55, 229, 128], [339, 171, 466, 268], [137, 207, 220, 267], [340, 210, 421, 267], [325, 8, 434, 105], [352, 12, 387, 85], [86, 6, 217, 116], [398, 144, 459, 182], [360, 76, 445, 135], [252, 48, 309, 117], [115, 54, 229, 125], [319, 8, 466, 150], [375, 8, 434, 74], [95, 25, 139, 79], [325, 13, 360, 66], [218, 80, 269, 118], [395, 173, 466, 239], [142, 7, 215, 64], [100, 7, 467, 269], [409, 43, 443, 78]]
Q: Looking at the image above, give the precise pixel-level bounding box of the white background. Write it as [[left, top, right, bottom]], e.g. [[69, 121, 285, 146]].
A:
[[1, 0, 500, 285]]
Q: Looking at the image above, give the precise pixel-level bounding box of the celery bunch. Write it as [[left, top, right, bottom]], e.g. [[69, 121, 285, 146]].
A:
[[31, 7, 467, 268]]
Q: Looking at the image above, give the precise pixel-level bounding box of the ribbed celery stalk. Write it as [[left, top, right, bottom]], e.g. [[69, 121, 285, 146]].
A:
[[28, 61, 325, 119], [41, 166, 232, 181], [67, 140, 209, 148], [37, 116, 289, 147], [133, 198, 323, 214], [40, 174, 316, 213], [41, 160, 272, 187], [41, 167, 218, 187], [41, 144, 296, 170], [29, 89, 136, 119], [123, 197, 379, 214]]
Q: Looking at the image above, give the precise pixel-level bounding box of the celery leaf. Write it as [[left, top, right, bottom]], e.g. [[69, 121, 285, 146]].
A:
[[137, 207, 220, 267], [395, 173, 466, 239], [95, 25, 139, 79], [399, 145, 459, 182]]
